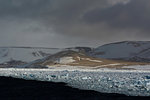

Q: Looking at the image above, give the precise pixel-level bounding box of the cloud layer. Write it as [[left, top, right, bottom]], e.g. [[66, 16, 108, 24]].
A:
[[0, 0, 149, 47]]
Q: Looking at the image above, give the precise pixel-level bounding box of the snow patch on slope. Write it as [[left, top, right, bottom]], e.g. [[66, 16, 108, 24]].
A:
[[55, 57, 75, 64], [82, 58, 102, 63], [96, 63, 123, 67]]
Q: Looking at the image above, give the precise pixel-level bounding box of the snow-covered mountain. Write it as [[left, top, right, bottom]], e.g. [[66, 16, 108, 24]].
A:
[[0, 41, 150, 68], [0, 47, 64, 64], [0, 46, 93, 67], [92, 41, 150, 61]]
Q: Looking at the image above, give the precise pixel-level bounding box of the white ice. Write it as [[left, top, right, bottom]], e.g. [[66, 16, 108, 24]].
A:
[[0, 67, 150, 96]]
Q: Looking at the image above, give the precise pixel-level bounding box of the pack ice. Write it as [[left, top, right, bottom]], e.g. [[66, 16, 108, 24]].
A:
[[0, 68, 150, 96]]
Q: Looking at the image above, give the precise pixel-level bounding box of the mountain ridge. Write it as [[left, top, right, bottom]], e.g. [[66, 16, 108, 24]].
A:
[[92, 41, 150, 62], [0, 41, 150, 68]]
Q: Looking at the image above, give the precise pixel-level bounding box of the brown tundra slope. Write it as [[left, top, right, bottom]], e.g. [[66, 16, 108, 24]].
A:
[[23, 50, 150, 69]]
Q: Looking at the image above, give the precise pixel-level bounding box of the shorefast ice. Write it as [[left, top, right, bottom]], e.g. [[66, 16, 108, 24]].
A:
[[0, 68, 150, 96]]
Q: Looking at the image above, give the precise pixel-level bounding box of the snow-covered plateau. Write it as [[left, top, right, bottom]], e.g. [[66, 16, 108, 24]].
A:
[[1, 67, 150, 96]]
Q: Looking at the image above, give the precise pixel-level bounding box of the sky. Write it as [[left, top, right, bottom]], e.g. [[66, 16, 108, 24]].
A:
[[0, 0, 150, 48]]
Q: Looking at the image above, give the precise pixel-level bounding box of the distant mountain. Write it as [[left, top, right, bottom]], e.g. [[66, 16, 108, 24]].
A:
[[92, 41, 150, 62], [0, 47, 93, 67], [0, 41, 150, 68], [0, 47, 63, 64]]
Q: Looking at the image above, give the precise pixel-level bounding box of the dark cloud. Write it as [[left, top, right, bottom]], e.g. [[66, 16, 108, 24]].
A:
[[0, 0, 149, 47], [84, 0, 150, 31], [0, 0, 52, 18]]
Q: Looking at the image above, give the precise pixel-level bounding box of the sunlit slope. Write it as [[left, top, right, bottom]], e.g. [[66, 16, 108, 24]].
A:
[[23, 50, 150, 69]]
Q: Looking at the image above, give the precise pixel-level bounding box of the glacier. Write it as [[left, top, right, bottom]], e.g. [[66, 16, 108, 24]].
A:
[[0, 68, 150, 96]]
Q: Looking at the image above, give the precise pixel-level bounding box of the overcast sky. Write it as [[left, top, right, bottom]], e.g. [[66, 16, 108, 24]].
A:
[[0, 0, 150, 48]]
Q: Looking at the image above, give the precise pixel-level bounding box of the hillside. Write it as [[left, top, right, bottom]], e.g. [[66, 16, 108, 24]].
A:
[[0, 47, 63, 64], [0, 46, 92, 66], [0, 41, 150, 68], [92, 41, 150, 62], [22, 50, 149, 69]]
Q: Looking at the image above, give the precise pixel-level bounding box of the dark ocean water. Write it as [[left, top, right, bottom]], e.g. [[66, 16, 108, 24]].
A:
[[0, 76, 149, 100]]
